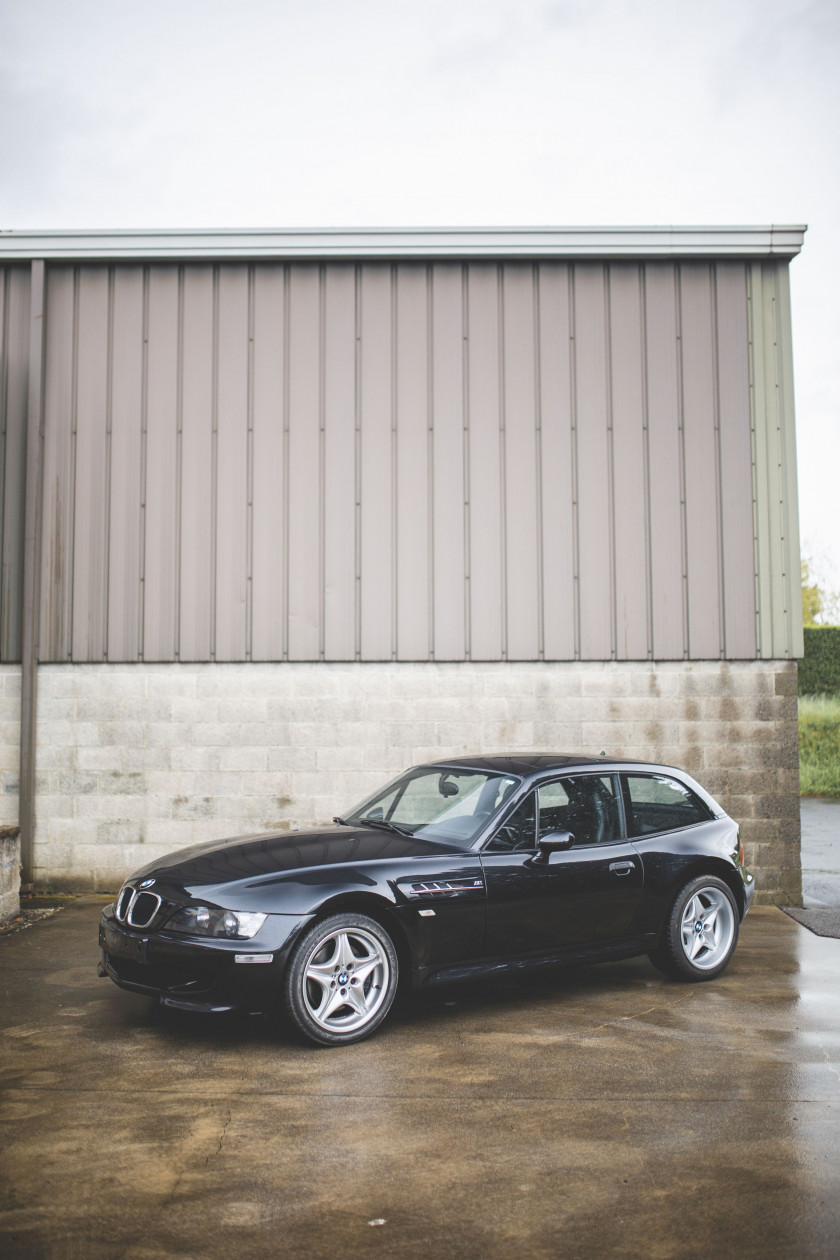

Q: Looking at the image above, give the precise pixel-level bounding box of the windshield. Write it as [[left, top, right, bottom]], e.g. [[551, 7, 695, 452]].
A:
[[342, 767, 520, 850]]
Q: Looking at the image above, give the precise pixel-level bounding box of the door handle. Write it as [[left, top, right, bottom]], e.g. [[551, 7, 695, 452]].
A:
[[609, 861, 635, 876]]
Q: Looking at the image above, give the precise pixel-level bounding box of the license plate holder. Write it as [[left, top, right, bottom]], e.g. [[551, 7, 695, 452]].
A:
[[106, 928, 147, 963]]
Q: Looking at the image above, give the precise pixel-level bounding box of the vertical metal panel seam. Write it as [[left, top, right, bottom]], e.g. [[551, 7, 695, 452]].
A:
[[461, 264, 471, 660], [138, 267, 149, 661], [497, 264, 508, 662], [771, 265, 792, 656], [102, 266, 115, 660], [711, 266, 726, 659], [569, 265, 581, 661], [353, 264, 362, 662], [0, 270, 8, 650], [533, 263, 545, 661], [753, 262, 774, 660], [245, 264, 255, 661], [426, 263, 435, 660], [604, 265, 617, 661], [173, 266, 184, 661], [762, 263, 784, 656], [209, 267, 220, 661], [318, 264, 326, 662], [283, 264, 291, 662], [745, 265, 762, 657], [19, 258, 46, 882], [67, 267, 79, 660], [775, 263, 803, 659], [772, 265, 787, 656], [674, 265, 690, 659], [639, 266, 654, 660], [390, 265, 398, 661]]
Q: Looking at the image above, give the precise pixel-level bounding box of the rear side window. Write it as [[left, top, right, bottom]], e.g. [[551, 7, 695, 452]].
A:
[[622, 774, 711, 837]]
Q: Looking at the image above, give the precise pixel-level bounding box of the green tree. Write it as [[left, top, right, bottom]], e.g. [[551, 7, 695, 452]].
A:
[[802, 558, 840, 627], [802, 560, 822, 626]]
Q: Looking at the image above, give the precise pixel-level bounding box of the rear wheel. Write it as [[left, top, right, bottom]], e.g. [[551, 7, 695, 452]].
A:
[[283, 912, 399, 1047], [649, 875, 739, 981]]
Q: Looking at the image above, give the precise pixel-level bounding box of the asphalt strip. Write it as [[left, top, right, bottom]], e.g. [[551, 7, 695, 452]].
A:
[[781, 906, 840, 938]]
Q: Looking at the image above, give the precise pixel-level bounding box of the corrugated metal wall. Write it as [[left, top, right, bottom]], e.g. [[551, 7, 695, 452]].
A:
[[0, 257, 802, 663], [0, 266, 29, 662]]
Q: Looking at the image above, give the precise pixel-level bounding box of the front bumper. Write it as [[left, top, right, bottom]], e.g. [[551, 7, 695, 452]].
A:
[[98, 906, 312, 1013]]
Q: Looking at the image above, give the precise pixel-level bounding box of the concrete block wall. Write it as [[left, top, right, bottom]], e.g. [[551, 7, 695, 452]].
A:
[[0, 666, 22, 826], [26, 660, 799, 903], [0, 827, 21, 921]]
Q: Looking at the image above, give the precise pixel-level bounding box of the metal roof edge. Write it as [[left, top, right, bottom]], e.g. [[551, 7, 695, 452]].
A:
[[0, 225, 807, 261]]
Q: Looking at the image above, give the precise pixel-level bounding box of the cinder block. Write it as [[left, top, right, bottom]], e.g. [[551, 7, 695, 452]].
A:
[[581, 669, 633, 698], [35, 698, 77, 721], [774, 669, 798, 696], [76, 746, 124, 772], [145, 672, 197, 697], [218, 697, 269, 723], [171, 697, 220, 723], [39, 670, 81, 698], [96, 820, 144, 847], [219, 746, 268, 773], [628, 669, 680, 697], [145, 722, 192, 748], [171, 747, 221, 772], [74, 794, 151, 821], [3, 669, 22, 697], [51, 772, 99, 796], [267, 746, 316, 773], [124, 747, 171, 771], [139, 772, 195, 796], [172, 795, 218, 820], [188, 721, 242, 747], [0, 747, 21, 772], [99, 721, 145, 748], [532, 722, 584, 748]]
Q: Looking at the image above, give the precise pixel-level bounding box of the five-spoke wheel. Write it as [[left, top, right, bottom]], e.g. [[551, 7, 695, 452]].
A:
[[648, 875, 739, 981], [284, 913, 399, 1046]]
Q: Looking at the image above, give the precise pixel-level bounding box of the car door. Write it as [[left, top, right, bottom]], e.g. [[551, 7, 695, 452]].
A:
[[480, 773, 644, 957]]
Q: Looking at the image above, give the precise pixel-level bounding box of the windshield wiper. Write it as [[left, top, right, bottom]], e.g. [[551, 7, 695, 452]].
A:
[[356, 817, 413, 837]]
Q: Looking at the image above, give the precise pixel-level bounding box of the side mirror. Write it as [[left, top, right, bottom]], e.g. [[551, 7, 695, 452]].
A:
[[533, 830, 575, 864]]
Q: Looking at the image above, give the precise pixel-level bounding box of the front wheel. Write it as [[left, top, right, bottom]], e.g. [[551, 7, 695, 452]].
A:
[[283, 913, 399, 1047], [648, 876, 739, 981]]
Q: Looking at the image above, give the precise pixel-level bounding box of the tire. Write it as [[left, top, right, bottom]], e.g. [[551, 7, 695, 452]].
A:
[[648, 875, 739, 982], [283, 912, 399, 1047]]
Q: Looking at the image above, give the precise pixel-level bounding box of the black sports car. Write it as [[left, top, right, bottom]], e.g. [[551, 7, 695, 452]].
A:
[[99, 754, 754, 1046]]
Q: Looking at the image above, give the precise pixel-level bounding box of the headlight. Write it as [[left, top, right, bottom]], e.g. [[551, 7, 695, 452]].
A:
[[165, 906, 267, 940]]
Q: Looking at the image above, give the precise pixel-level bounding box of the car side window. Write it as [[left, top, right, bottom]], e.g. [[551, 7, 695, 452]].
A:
[[539, 775, 620, 845], [485, 792, 537, 852], [622, 774, 711, 837]]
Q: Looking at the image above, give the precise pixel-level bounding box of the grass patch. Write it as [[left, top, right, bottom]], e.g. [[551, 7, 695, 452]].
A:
[[799, 694, 840, 797]]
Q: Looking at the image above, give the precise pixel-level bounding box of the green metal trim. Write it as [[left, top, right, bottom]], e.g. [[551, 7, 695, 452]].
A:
[[748, 262, 803, 660]]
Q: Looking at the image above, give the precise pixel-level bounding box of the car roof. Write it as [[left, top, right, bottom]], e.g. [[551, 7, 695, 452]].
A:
[[424, 753, 659, 776]]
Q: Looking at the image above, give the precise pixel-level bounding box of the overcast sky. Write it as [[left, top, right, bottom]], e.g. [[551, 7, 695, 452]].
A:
[[2, 0, 838, 595]]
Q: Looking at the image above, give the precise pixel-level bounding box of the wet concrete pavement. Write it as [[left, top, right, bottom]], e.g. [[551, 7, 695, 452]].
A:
[[1, 898, 839, 1259], [801, 797, 840, 909]]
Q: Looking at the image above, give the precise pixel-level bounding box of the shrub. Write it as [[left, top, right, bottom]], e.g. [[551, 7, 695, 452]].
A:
[[799, 626, 840, 695], [799, 694, 840, 797]]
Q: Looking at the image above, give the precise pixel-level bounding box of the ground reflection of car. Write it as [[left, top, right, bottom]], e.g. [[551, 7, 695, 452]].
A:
[[99, 754, 754, 1047]]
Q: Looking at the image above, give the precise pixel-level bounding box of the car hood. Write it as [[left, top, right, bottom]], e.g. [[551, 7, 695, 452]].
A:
[[127, 825, 464, 904]]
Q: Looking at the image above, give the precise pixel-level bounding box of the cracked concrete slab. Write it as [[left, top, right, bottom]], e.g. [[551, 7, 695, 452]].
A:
[[1, 897, 839, 1258]]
